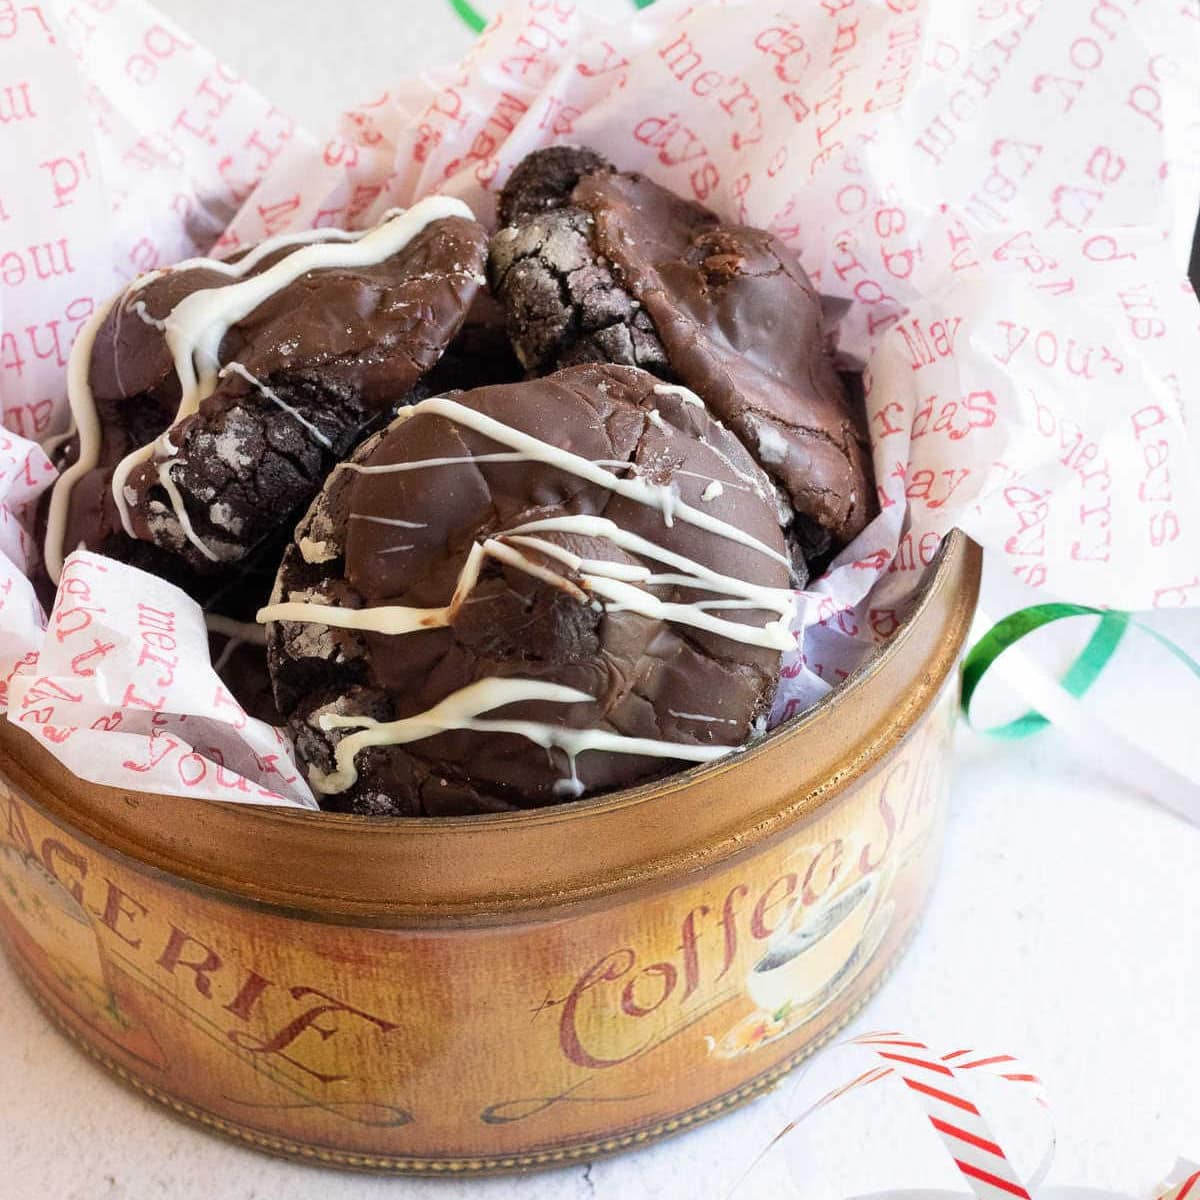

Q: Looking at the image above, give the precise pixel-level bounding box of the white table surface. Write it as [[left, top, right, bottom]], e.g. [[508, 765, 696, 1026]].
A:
[[3, 3, 1198, 1197]]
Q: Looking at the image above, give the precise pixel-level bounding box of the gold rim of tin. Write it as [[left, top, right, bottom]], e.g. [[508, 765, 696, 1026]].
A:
[[0, 532, 981, 924]]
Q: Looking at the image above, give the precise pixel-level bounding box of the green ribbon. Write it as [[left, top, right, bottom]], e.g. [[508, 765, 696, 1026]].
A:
[[448, 0, 487, 33], [448, 0, 656, 34], [961, 603, 1200, 739]]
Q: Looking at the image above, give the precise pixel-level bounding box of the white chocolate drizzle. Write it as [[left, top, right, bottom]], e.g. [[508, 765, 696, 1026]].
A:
[[338, 454, 638, 477], [220, 362, 334, 450], [310, 677, 731, 796], [701, 481, 724, 502], [127, 224, 375, 293], [260, 517, 795, 650], [261, 541, 488, 636], [155, 459, 220, 562], [349, 514, 427, 529], [111, 198, 471, 539], [501, 515, 796, 651], [41, 198, 473, 582], [261, 391, 796, 797], [42, 294, 120, 583], [390, 395, 789, 567], [668, 709, 737, 725]]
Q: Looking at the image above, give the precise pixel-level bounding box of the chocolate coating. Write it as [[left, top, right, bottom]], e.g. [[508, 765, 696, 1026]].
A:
[[489, 147, 873, 553], [268, 364, 789, 816], [411, 290, 524, 398], [48, 214, 487, 579]]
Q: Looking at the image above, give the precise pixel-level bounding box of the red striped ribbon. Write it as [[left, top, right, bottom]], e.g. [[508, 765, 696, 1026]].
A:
[[746, 1029, 1192, 1197], [1159, 1168, 1200, 1200]]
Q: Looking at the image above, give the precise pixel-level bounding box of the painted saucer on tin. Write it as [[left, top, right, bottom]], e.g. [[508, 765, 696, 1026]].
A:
[[708, 900, 895, 1060]]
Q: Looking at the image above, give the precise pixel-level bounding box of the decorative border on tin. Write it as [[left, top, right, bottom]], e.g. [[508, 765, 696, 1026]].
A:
[[6, 932, 912, 1177]]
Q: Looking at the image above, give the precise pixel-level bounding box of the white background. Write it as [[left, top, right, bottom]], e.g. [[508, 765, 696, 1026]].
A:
[[2, 2, 1198, 1197]]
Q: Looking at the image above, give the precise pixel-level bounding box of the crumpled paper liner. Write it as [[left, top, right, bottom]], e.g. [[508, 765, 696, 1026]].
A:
[[0, 0, 1197, 806]]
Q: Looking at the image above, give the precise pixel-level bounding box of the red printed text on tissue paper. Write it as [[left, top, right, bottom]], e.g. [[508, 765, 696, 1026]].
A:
[[123, 131, 183, 173], [1032, 395, 1112, 493], [944, 215, 980, 275], [0, 2, 54, 43], [1045, 144, 1125, 234], [992, 319, 1124, 381], [0, 80, 35, 124], [500, 3, 574, 88], [3, 294, 93, 375], [212, 684, 246, 732], [865, 17, 923, 114], [39, 149, 91, 210], [869, 193, 923, 282], [915, 14, 1036, 166], [888, 528, 943, 573], [124, 24, 193, 87], [121, 603, 180, 712], [53, 555, 108, 643], [894, 315, 963, 371], [1125, 52, 1184, 133], [964, 137, 1042, 229], [254, 194, 301, 236], [632, 113, 719, 203], [537, 95, 580, 138], [807, 8, 864, 176], [905, 467, 971, 509], [242, 107, 294, 176], [442, 92, 528, 187], [1033, 9, 1184, 128], [413, 71, 471, 163], [16, 676, 82, 738], [895, 389, 996, 444], [1003, 484, 1050, 588], [657, 32, 763, 152], [753, 17, 811, 86], [575, 37, 627, 81], [1131, 404, 1180, 547], [0, 237, 75, 286], [1117, 283, 1166, 341], [1153, 576, 1200, 608], [172, 71, 237, 143], [829, 238, 905, 337], [1031, 394, 1113, 562], [4, 400, 55, 438]]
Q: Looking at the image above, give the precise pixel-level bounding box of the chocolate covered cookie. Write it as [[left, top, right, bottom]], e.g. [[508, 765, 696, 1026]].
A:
[[261, 363, 796, 816], [489, 148, 873, 565], [42, 198, 488, 587]]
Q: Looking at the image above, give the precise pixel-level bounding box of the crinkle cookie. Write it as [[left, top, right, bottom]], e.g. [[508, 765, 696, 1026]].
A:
[[261, 363, 795, 816], [488, 147, 874, 567], [41, 198, 488, 586]]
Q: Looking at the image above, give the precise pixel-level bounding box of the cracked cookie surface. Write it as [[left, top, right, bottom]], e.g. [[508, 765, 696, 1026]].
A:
[[41, 203, 488, 589], [488, 148, 874, 564], [265, 363, 790, 816]]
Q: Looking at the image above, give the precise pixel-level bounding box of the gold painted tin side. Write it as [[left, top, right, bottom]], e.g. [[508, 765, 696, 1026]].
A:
[[0, 681, 955, 1173]]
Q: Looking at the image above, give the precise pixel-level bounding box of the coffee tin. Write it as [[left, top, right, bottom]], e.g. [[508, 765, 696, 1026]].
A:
[[0, 532, 981, 1175]]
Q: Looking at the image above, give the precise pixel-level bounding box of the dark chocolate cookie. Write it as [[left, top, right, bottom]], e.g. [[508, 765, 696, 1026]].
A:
[[262, 363, 794, 816], [410, 290, 523, 398], [488, 148, 874, 562], [42, 198, 488, 587]]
